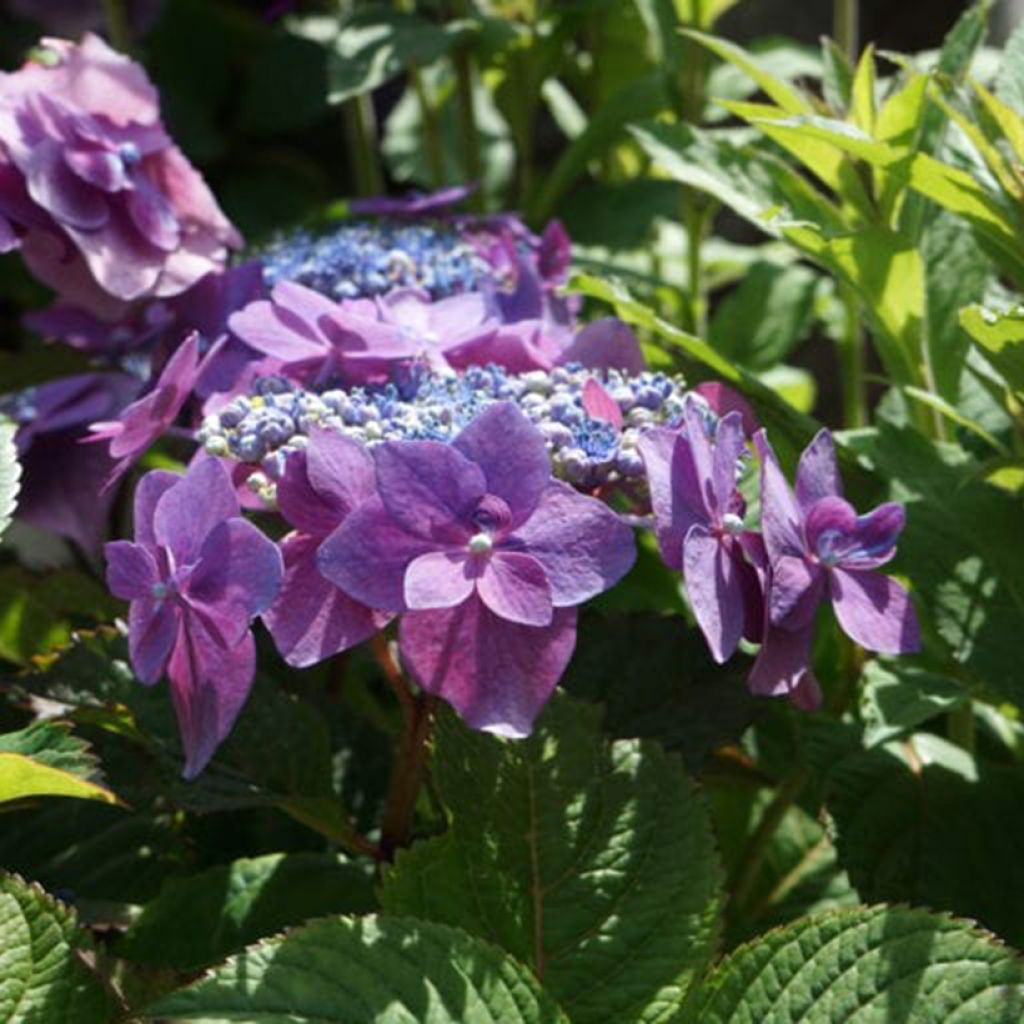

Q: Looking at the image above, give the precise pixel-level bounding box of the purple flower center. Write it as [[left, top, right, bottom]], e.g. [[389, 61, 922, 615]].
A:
[[470, 494, 512, 535], [118, 142, 141, 166]]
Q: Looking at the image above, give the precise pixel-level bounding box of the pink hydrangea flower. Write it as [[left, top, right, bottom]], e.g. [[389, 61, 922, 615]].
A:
[[0, 33, 241, 314]]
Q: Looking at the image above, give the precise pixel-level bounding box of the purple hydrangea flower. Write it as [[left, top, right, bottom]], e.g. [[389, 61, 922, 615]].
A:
[[748, 429, 919, 698], [639, 398, 762, 663], [348, 184, 475, 218], [318, 402, 636, 735], [263, 430, 392, 667], [6, 371, 139, 550], [88, 330, 208, 485], [104, 457, 283, 778], [0, 33, 241, 313]]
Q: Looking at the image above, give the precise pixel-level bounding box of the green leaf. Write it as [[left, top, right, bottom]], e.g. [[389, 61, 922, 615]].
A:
[[858, 660, 967, 747], [319, 7, 462, 104], [959, 304, 1024, 394], [560, 612, 758, 774], [688, 905, 1024, 1021], [996, 14, 1024, 114], [116, 853, 376, 971], [709, 261, 819, 369], [146, 915, 569, 1023], [0, 418, 20, 544], [0, 872, 113, 1023], [825, 736, 1024, 946], [820, 38, 854, 112], [382, 696, 722, 1024], [758, 364, 817, 413], [0, 722, 120, 806]]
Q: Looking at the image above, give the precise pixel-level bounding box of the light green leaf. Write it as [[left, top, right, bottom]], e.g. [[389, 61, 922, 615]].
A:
[[0, 872, 113, 1023], [850, 45, 876, 135], [146, 915, 569, 1023], [382, 697, 722, 1024], [682, 30, 812, 115], [758, 364, 817, 412], [673, 0, 741, 28], [0, 722, 119, 807], [688, 905, 1024, 1021], [959, 303, 1024, 394], [996, 13, 1024, 114], [901, 385, 1008, 452], [0, 419, 19, 544], [116, 853, 375, 971], [820, 37, 854, 112], [859, 660, 968, 747]]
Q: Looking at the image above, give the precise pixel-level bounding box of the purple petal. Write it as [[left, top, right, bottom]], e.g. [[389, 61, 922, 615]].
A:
[[349, 184, 473, 217], [692, 382, 758, 438], [477, 551, 553, 627], [683, 525, 745, 663], [132, 469, 180, 548], [788, 673, 823, 710], [399, 597, 577, 737], [796, 430, 842, 510], [805, 497, 904, 570], [507, 482, 636, 606], [105, 540, 158, 599], [374, 440, 485, 542], [581, 378, 623, 428], [153, 457, 239, 565], [710, 412, 746, 519], [452, 404, 550, 527], [682, 397, 717, 518], [637, 429, 703, 570], [25, 139, 108, 230], [167, 616, 256, 779], [306, 428, 378, 513], [185, 518, 284, 644], [404, 550, 476, 610], [537, 219, 571, 284], [317, 498, 433, 611], [65, 147, 127, 192], [830, 568, 920, 654], [769, 554, 825, 630], [428, 291, 491, 336], [263, 534, 390, 668], [748, 621, 817, 698], [755, 430, 806, 563], [127, 175, 181, 252], [276, 451, 338, 536], [128, 596, 178, 684], [228, 289, 330, 362], [559, 318, 645, 374]]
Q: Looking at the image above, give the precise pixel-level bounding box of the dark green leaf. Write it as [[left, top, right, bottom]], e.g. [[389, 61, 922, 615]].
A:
[[116, 853, 376, 971], [146, 915, 569, 1023], [382, 696, 723, 1023], [858, 660, 968, 747]]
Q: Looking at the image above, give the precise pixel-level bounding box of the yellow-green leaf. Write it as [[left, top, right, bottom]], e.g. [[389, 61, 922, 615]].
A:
[[0, 753, 119, 806]]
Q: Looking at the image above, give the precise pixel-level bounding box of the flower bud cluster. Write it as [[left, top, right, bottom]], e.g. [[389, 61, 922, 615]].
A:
[[198, 364, 692, 500], [259, 221, 497, 301]]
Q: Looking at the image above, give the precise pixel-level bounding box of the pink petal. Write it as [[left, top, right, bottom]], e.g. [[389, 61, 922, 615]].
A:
[[581, 378, 623, 428], [830, 568, 920, 654], [263, 534, 390, 668], [404, 550, 476, 610], [509, 482, 636, 605], [399, 597, 577, 737], [65, 146, 127, 192], [452, 403, 550, 527], [683, 525, 744, 664], [478, 551, 553, 627]]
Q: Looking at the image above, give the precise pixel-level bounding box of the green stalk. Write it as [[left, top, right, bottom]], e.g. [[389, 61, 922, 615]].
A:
[[833, 0, 859, 63], [449, 0, 482, 209], [343, 93, 385, 197], [102, 0, 131, 52], [838, 282, 867, 428], [410, 66, 446, 189]]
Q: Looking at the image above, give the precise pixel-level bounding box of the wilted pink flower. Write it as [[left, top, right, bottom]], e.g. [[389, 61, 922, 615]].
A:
[[0, 33, 241, 313], [104, 457, 282, 778]]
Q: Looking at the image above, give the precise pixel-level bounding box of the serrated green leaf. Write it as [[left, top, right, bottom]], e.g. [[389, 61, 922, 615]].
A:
[[858, 660, 967, 747], [146, 915, 569, 1023], [0, 419, 20, 544], [0, 872, 113, 1023], [688, 905, 1024, 1021], [116, 853, 376, 971], [382, 696, 722, 1024], [0, 722, 119, 807]]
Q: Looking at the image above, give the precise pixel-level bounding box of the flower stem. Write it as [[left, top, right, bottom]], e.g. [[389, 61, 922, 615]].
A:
[[449, 0, 482, 208], [371, 632, 415, 726], [103, 0, 131, 52], [343, 94, 385, 197], [833, 0, 859, 62], [838, 282, 867, 428], [380, 692, 437, 859]]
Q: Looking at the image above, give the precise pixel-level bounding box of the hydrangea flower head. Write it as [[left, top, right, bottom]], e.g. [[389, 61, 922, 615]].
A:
[[749, 429, 919, 698], [263, 430, 392, 667], [0, 33, 241, 312], [104, 457, 283, 778], [318, 402, 636, 735]]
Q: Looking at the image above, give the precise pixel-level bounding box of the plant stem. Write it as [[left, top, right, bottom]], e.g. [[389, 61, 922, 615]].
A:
[[103, 0, 131, 51], [833, 0, 859, 63], [450, 0, 482, 208], [838, 282, 867, 428], [729, 765, 811, 913], [343, 94, 385, 197], [380, 693, 437, 859], [371, 632, 415, 726], [410, 66, 446, 188]]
